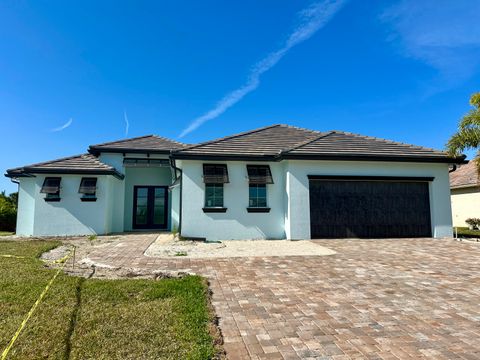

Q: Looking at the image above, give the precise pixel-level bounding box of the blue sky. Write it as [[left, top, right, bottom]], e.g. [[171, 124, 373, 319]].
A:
[[1, 0, 479, 193]]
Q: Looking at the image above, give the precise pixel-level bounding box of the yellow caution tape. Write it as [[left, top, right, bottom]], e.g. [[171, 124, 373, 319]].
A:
[[1, 251, 72, 360], [0, 255, 27, 259]]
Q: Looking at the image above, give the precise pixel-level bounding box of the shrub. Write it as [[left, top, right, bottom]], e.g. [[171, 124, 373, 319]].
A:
[[0, 197, 16, 232], [466, 218, 480, 229]]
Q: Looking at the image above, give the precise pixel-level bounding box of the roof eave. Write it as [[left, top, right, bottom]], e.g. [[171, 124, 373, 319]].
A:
[[450, 183, 480, 190], [171, 152, 466, 164], [5, 168, 125, 180], [282, 153, 467, 164]]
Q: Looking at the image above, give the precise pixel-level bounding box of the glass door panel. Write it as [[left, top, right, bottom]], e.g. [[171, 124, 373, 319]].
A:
[[135, 187, 148, 225], [133, 186, 168, 229], [153, 188, 166, 226]]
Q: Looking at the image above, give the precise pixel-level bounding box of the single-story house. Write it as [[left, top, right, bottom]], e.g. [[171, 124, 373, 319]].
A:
[[6, 124, 465, 240], [450, 161, 480, 227]]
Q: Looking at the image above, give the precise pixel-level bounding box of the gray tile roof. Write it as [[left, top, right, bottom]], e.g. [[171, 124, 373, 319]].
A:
[[89, 135, 186, 154], [174, 125, 322, 157], [6, 154, 124, 179], [173, 124, 464, 163], [450, 161, 480, 189]]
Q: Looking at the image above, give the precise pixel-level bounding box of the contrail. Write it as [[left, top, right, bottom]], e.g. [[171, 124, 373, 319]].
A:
[[51, 118, 73, 132], [124, 110, 129, 136], [179, 0, 347, 138]]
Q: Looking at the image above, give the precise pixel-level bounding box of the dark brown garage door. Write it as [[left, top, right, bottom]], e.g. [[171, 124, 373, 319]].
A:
[[309, 176, 432, 238]]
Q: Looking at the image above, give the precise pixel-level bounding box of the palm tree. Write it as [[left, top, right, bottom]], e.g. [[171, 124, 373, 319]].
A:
[[447, 92, 480, 168]]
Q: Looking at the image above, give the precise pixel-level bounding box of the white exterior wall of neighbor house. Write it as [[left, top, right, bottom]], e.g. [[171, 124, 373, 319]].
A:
[[180, 160, 286, 241], [285, 160, 453, 239], [450, 186, 480, 227], [16, 174, 112, 236]]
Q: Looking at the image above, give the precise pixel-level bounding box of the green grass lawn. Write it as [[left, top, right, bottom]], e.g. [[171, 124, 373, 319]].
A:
[[0, 231, 14, 236], [0, 241, 219, 359], [455, 227, 480, 238]]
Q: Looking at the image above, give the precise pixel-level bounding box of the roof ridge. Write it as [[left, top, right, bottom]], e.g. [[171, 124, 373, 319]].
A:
[[281, 131, 335, 154], [151, 134, 187, 147], [277, 124, 322, 134], [174, 124, 282, 152], [22, 153, 99, 169], [330, 130, 446, 154]]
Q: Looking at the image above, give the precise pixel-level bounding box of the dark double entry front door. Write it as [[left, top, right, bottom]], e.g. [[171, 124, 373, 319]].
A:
[[133, 186, 168, 230]]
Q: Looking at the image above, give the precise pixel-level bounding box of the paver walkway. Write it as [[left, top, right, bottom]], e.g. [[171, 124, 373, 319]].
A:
[[79, 235, 480, 359]]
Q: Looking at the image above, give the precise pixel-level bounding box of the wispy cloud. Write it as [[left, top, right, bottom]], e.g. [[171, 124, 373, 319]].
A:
[[179, 0, 347, 138], [51, 118, 73, 132], [124, 110, 129, 136], [381, 0, 480, 93]]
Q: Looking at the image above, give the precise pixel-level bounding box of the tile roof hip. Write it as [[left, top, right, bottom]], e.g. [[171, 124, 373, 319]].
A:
[[5, 154, 124, 179], [89, 134, 187, 153]]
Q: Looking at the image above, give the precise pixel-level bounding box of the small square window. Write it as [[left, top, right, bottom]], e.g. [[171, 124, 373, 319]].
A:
[[79, 178, 97, 201], [249, 184, 267, 207], [205, 183, 224, 207]]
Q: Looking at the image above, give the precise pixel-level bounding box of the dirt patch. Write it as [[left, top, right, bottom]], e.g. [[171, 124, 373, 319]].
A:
[[40, 234, 194, 280], [40, 244, 72, 262], [145, 234, 336, 258]]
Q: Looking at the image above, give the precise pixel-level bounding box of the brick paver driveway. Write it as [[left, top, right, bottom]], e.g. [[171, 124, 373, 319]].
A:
[[84, 236, 480, 359]]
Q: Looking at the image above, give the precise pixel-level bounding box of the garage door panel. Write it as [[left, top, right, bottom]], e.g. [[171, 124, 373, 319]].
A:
[[309, 179, 431, 238]]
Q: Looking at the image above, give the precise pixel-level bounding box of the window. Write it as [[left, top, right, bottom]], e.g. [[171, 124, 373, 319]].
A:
[[249, 184, 267, 207], [40, 177, 61, 201], [246, 165, 272, 211], [202, 164, 228, 212], [79, 177, 97, 201], [205, 183, 224, 208]]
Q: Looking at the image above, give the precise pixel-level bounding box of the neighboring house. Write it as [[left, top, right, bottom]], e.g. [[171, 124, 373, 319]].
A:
[[450, 161, 480, 227], [5, 124, 465, 240]]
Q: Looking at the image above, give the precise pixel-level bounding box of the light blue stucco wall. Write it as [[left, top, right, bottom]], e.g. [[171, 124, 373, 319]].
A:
[[180, 159, 453, 240], [170, 184, 180, 232], [180, 160, 286, 240], [15, 174, 111, 236], [16, 178, 35, 236], [15, 152, 179, 236], [13, 154, 452, 239], [284, 160, 453, 239]]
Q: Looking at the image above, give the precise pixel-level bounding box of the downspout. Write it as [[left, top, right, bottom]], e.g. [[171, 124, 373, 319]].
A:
[[169, 155, 182, 233], [449, 164, 457, 173]]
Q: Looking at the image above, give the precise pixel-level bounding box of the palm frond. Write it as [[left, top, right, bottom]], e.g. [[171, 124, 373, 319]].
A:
[[446, 127, 480, 156], [459, 109, 480, 129]]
